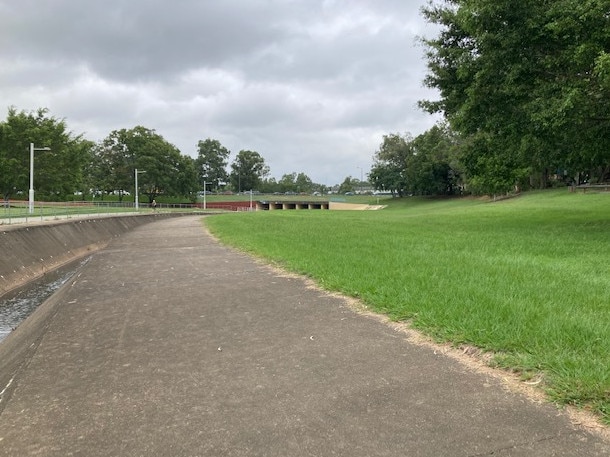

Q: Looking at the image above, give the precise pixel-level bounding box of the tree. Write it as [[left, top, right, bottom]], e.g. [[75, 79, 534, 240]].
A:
[[420, 0, 610, 192], [369, 133, 413, 197], [295, 173, 314, 193], [369, 126, 463, 197], [260, 173, 320, 194], [174, 155, 199, 202], [273, 172, 314, 194], [94, 126, 198, 203], [195, 138, 230, 192], [229, 150, 269, 192], [369, 163, 403, 197], [0, 107, 90, 202], [94, 131, 132, 200], [338, 176, 356, 194], [259, 177, 278, 194], [408, 124, 463, 195], [278, 172, 298, 193]]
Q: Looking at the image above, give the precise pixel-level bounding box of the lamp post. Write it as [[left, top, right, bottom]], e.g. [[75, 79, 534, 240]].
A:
[[29, 143, 51, 214], [134, 169, 146, 210], [202, 181, 210, 210], [357, 166, 363, 194]]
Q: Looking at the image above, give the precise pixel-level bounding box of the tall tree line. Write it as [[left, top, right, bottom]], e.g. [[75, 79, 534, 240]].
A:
[[416, 0, 610, 194], [370, 124, 463, 197], [0, 107, 327, 202]]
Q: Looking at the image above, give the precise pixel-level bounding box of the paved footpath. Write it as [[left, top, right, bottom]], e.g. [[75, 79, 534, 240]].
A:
[[0, 216, 608, 456]]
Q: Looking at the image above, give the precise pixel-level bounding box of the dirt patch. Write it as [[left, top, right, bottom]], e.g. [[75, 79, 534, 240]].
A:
[[329, 202, 368, 210]]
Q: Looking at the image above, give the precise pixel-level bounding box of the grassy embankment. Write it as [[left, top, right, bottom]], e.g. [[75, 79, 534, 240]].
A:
[[205, 189, 610, 424]]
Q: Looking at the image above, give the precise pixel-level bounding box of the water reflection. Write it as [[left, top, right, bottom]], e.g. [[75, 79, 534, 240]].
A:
[[0, 257, 91, 343]]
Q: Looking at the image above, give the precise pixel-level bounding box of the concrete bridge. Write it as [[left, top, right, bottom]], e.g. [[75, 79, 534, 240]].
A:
[[203, 199, 386, 211]]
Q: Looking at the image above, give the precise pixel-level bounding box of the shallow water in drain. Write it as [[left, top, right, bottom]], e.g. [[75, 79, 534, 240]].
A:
[[0, 257, 90, 343]]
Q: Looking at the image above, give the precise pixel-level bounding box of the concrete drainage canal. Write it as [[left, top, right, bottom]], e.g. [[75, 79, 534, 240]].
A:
[[0, 213, 189, 346], [0, 257, 90, 343]]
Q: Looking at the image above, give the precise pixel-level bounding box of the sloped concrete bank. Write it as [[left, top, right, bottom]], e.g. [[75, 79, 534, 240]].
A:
[[0, 213, 186, 298], [0, 214, 192, 407]]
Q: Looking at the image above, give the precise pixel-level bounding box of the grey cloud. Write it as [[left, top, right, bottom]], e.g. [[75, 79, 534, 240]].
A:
[[3, 0, 284, 81], [0, 0, 440, 185]]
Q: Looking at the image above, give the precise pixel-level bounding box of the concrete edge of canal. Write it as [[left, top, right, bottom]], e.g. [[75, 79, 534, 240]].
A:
[[0, 213, 195, 297], [0, 212, 199, 408]]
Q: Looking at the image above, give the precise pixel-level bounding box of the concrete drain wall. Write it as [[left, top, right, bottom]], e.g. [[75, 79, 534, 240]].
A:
[[0, 213, 184, 297]]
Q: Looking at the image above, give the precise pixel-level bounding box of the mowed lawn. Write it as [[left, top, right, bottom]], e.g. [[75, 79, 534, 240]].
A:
[[205, 189, 610, 424]]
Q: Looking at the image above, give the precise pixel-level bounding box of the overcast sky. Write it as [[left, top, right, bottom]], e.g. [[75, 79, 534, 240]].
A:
[[1, 0, 441, 185]]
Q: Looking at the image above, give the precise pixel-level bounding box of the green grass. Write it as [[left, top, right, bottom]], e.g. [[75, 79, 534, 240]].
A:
[[205, 189, 610, 423]]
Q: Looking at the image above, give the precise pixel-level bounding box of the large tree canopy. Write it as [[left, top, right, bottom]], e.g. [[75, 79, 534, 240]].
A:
[[1, 105, 353, 203], [370, 133, 412, 197], [94, 126, 198, 202], [195, 138, 230, 192], [229, 150, 269, 192], [0, 107, 91, 201], [409, 124, 463, 195], [421, 0, 610, 191], [370, 125, 462, 197]]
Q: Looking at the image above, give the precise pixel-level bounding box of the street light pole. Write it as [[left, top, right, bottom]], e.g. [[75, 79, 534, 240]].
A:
[[29, 143, 51, 214], [357, 166, 363, 194], [203, 181, 210, 210], [135, 169, 146, 210]]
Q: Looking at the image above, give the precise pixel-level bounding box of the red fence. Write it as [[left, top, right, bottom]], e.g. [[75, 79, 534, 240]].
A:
[[197, 201, 254, 211]]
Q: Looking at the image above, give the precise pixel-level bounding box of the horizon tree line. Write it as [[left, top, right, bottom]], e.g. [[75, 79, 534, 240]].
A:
[[0, 107, 348, 203]]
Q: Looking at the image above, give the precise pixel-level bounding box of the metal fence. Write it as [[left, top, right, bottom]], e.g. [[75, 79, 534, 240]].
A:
[[0, 200, 214, 226]]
